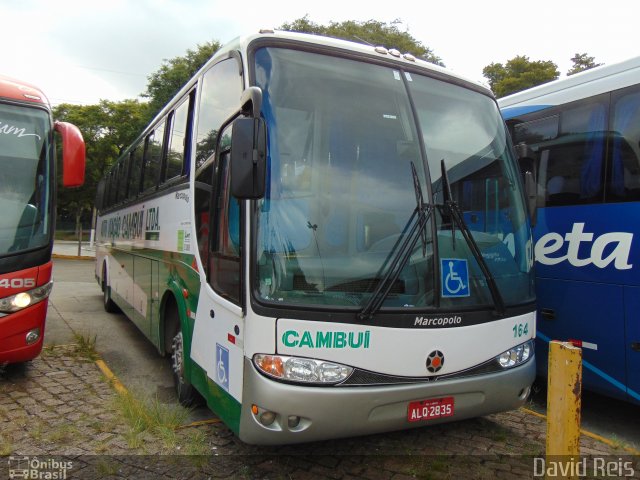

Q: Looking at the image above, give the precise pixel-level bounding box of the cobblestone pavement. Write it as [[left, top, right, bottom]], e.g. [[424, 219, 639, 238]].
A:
[[1, 346, 638, 479]]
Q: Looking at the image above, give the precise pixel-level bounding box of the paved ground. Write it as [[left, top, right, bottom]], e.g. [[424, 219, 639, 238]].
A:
[[1, 347, 636, 479], [0, 254, 637, 479]]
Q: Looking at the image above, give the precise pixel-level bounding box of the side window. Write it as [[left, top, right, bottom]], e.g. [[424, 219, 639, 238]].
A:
[[108, 170, 117, 206], [128, 147, 143, 199], [513, 115, 559, 145], [195, 160, 213, 270], [543, 99, 608, 206], [210, 149, 241, 303], [608, 87, 640, 202], [195, 59, 242, 169], [117, 157, 129, 202], [165, 96, 191, 181], [515, 96, 609, 208], [194, 57, 243, 282], [103, 172, 111, 208], [142, 121, 166, 192]]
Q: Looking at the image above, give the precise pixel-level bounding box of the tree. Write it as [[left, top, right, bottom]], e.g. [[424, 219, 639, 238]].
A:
[[280, 16, 444, 66], [483, 56, 559, 98], [53, 100, 149, 233], [143, 41, 222, 119], [567, 53, 602, 76]]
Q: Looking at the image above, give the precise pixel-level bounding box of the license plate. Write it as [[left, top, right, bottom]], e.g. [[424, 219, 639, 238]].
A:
[[407, 397, 454, 422]]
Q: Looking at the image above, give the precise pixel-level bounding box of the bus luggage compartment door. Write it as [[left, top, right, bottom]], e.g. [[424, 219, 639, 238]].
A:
[[624, 285, 640, 404], [536, 278, 626, 400]]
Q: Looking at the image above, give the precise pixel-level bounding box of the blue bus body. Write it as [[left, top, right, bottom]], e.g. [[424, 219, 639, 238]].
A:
[[500, 57, 640, 404]]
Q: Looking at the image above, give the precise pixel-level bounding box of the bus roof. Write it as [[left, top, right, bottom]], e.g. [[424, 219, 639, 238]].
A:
[[498, 56, 640, 117], [0, 74, 49, 106], [231, 30, 489, 90], [147, 30, 492, 130]]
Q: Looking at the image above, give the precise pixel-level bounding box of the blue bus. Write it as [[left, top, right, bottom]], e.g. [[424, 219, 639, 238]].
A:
[[499, 56, 640, 404]]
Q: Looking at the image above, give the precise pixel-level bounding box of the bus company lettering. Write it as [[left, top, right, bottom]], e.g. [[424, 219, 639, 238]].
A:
[[535, 223, 633, 270], [104, 216, 121, 239], [120, 210, 144, 240], [0, 121, 42, 140], [414, 316, 462, 327], [99, 210, 147, 240], [282, 330, 371, 349], [145, 207, 160, 240], [175, 192, 189, 203], [146, 207, 160, 231]]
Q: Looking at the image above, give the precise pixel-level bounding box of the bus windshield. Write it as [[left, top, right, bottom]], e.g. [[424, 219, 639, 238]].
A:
[[0, 103, 52, 256], [254, 47, 534, 312]]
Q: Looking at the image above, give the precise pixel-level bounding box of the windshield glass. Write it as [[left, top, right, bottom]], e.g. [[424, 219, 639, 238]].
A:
[[253, 47, 534, 311], [411, 77, 534, 308], [0, 103, 52, 256]]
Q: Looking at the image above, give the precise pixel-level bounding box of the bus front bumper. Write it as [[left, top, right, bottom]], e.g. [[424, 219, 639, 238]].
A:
[[0, 300, 48, 364], [238, 354, 536, 445]]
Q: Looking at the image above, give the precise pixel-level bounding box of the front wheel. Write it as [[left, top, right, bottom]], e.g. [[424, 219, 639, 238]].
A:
[[170, 327, 197, 406]]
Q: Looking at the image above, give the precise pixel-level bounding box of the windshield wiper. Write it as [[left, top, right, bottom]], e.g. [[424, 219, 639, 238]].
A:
[[358, 162, 433, 321], [439, 159, 505, 315]]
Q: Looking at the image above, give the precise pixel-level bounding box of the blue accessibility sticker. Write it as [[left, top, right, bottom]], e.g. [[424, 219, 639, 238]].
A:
[[216, 343, 229, 391], [441, 258, 470, 298]]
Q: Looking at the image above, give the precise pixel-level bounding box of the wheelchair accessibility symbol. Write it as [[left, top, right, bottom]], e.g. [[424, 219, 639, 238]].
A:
[[441, 258, 470, 298], [216, 343, 229, 391]]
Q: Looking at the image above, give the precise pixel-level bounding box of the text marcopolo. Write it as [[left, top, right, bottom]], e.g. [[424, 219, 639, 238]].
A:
[[414, 316, 462, 327]]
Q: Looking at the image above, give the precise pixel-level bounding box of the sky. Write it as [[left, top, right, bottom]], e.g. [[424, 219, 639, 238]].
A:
[[2, 0, 637, 106]]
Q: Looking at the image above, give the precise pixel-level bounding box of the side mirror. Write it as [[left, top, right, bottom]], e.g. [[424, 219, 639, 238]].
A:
[[514, 143, 535, 162], [524, 171, 537, 226], [54, 121, 86, 187], [514, 143, 537, 225], [230, 117, 267, 199]]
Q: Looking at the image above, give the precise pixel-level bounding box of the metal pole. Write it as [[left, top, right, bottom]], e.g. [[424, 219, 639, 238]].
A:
[[546, 341, 582, 479]]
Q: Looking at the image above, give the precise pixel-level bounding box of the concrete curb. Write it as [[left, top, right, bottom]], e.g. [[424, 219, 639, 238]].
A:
[[52, 254, 95, 261]]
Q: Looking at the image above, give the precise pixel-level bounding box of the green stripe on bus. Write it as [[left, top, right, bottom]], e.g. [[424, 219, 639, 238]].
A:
[[191, 362, 241, 434]]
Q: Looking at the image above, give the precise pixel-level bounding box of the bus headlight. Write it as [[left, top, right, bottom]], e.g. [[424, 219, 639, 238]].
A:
[[0, 282, 53, 313], [497, 340, 533, 368], [253, 354, 353, 384]]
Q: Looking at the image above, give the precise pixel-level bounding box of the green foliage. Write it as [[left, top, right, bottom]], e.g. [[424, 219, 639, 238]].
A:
[[567, 52, 602, 76], [143, 41, 222, 119], [483, 55, 559, 98], [53, 99, 149, 223], [280, 16, 443, 66]]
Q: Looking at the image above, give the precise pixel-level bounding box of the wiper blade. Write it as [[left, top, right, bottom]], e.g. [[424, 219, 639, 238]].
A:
[[358, 162, 432, 321], [439, 159, 505, 315]]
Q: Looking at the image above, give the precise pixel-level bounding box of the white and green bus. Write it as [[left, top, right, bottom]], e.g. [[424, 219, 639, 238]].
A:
[[95, 31, 536, 445]]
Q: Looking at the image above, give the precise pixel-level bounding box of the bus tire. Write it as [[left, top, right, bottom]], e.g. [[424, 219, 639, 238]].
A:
[[102, 265, 119, 313], [168, 304, 197, 406]]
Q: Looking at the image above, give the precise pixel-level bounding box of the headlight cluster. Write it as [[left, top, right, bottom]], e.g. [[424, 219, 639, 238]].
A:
[[0, 282, 53, 313], [497, 340, 533, 368], [254, 354, 353, 384]]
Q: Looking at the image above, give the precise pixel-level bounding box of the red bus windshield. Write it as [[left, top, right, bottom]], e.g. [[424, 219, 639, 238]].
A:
[[0, 103, 52, 256]]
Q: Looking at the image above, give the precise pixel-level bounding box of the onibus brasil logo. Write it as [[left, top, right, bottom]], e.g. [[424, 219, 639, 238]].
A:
[[8, 456, 73, 479]]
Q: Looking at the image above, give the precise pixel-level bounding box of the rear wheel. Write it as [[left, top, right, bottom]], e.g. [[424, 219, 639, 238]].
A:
[[102, 265, 119, 313]]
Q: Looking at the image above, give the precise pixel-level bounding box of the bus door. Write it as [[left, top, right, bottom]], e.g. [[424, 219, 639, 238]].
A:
[[533, 127, 629, 400], [191, 149, 245, 418]]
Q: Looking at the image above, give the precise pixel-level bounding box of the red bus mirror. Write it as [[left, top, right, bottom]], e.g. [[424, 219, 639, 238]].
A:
[[54, 121, 86, 187]]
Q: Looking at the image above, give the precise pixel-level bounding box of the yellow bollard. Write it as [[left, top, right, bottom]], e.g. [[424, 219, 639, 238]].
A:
[[546, 341, 582, 479]]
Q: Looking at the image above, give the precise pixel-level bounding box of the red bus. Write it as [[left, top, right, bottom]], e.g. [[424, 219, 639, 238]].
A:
[[0, 74, 85, 364]]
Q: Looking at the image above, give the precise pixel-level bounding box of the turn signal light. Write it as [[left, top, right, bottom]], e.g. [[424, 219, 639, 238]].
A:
[[254, 354, 284, 378]]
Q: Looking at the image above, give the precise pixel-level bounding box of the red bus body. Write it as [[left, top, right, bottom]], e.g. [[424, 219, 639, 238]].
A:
[[0, 75, 85, 364]]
